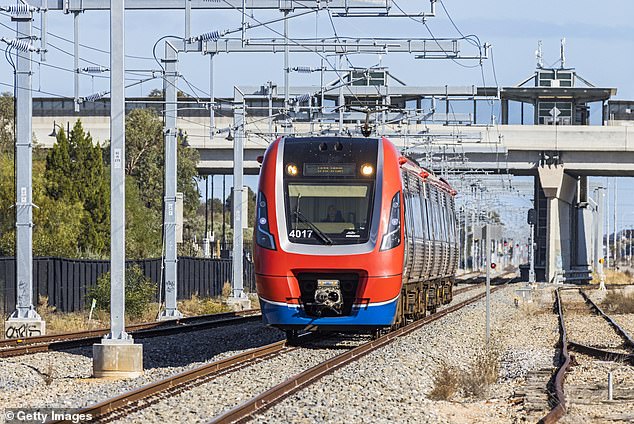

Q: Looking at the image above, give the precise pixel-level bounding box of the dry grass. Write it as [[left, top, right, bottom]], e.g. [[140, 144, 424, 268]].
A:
[[222, 281, 232, 298], [36, 296, 103, 334], [591, 269, 634, 285], [34, 292, 234, 335], [461, 343, 501, 398], [428, 362, 461, 400], [178, 293, 231, 316], [601, 290, 634, 314], [427, 341, 501, 401]]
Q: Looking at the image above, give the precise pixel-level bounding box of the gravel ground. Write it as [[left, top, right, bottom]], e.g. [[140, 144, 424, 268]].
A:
[[587, 286, 634, 342], [560, 289, 627, 351], [0, 321, 283, 420], [113, 286, 490, 423], [116, 341, 358, 423], [253, 284, 559, 424], [0, 283, 563, 424]]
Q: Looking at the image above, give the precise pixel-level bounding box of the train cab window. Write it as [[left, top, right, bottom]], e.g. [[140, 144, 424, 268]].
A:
[[285, 183, 374, 245]]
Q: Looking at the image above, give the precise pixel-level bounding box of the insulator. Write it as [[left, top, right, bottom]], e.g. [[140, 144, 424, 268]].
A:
[[2, 4, 36, 17], [294, 93, 311, 104], [293, 66, 315, 73], [83, 91, 107, 102], [197, 30, 226, 42], [1, 37, 37, 52], [81, 66, 109, 73]]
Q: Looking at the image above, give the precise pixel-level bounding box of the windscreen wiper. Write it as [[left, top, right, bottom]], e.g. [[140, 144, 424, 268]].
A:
[[293, 211, 333, 245]]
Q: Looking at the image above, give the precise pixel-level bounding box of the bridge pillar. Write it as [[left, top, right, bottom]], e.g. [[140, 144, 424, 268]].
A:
[[538, 165, 577, 282]]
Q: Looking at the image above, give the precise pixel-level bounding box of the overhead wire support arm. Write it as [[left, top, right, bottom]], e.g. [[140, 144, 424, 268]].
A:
[[51, 0, 398, 12], [198, 38, 463, 55]]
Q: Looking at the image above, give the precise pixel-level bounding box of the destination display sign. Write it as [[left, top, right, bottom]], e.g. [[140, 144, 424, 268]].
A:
[[303, 163, 356, 176]]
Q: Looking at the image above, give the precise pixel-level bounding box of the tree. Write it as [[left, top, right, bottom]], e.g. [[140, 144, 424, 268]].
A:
[[45, 121, 110, 256], [148, 88, 190, 98], [0, 93, 14, 155], [0, 156, 86, 257], [123, 108, 201, 245], [125, 176, 162, 258]]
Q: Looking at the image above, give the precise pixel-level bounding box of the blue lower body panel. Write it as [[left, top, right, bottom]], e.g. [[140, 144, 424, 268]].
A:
[[259, 297, 398, 330]]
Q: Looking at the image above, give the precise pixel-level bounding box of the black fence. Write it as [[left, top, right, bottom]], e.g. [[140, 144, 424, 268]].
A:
[[0, 256, 256, 316]]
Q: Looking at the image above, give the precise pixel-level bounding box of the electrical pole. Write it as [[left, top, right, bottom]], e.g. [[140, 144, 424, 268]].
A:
[[6, 8, 45, 338], [93, 0, 143, 378], [229, 87, 248, 307], [485, 224, 491, 343], [159, 41, 183, 320], [606, 179, 610, 269], [614, 179, 618, 267]]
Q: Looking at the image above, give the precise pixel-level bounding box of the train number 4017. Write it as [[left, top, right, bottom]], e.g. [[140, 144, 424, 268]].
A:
[[289, 229, 313, 238]]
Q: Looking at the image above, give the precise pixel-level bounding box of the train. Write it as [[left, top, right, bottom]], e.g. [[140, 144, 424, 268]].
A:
[[253, 136, 459, 339]]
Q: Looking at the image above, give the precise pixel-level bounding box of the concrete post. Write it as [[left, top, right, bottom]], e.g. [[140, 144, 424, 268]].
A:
[[93, 0, 142, 378], [159, 41, 183, 320], [5, 12, 46, 339]]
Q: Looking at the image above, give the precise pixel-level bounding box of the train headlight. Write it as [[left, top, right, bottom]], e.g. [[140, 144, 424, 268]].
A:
[[255, 191, 276, 250], [360, 163, 374, 176], [286, 164, 299, 176], [380, 192, 401, 251]]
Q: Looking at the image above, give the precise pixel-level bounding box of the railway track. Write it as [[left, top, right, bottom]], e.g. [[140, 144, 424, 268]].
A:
[[210, 281, 511, 424], [0, 309, 261, 359], [541, 288, 634, 424], [56, 278, 512, 424], [2, 275, 497, 360]]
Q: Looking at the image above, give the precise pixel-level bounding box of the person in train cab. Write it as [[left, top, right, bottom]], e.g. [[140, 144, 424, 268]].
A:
[[323, 205, 344, 222]]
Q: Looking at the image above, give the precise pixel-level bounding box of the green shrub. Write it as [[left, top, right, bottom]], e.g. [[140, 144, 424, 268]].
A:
[[88, 265, 157, 320]]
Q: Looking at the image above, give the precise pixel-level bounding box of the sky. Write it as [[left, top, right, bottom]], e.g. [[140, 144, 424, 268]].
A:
[[1, 0, 633, 230]]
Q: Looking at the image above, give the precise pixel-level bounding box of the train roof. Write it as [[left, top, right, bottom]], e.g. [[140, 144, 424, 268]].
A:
[[397, 155, 457, 196]]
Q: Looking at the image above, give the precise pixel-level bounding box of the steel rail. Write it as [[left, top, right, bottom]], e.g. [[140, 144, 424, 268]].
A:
[[539, 288, 571, 424], [568, 342, 634, 365], [48, 340, 296, 424], [0, 310, 261, 358], [208, 280, 512, 424], [579, 290, 634, 350]]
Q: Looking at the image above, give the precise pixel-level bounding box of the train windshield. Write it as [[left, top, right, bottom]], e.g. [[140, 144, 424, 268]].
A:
[[285, 183, 374, 245]]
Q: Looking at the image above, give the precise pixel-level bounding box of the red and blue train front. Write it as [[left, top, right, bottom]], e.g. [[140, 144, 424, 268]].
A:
[[254, 136, 405, 332], [256, 272, 402, 331]]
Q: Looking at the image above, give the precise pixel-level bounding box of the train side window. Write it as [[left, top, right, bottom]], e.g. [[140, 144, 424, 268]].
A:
[[442, 193, 449, 242], [417, 179, 427, 239], [430, 186, 440, 240], [402, 172, 414, 241], [439, 191, 447, 242], [408, 174, 421, 240], [420, 181, 429, 240], [447, 197, 457, 242]]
